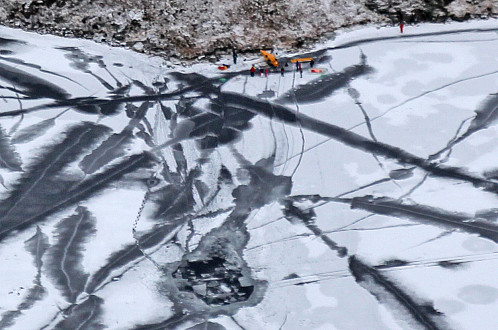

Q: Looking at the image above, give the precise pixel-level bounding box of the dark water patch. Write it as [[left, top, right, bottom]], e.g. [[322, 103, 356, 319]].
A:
[[152, 177, 196, 220], [0, 125, 22, 171], [152, 78, 169, 92], [170, 225, 267, 310], [0, 146, 155, 243], [257, 89, 276, 99], [0, 62, 70, 100], [0, 37, 25, 47], [282, 273, 300, 280], [375, 259, 410, 269], [0, 56, 87, 88], [56, 46, 126, 90], [329, 27, 498, 51], [56, 46, 106, 72], [173, 255, 255, 306], [230, 155, 292, 218], [45, 206, 95, 303], [85, 221, 183, 294], [132, 79, 155, 95], [0, 226, 49, 328], [78, 100, 150, 174], [169, 71, 218, 95], [63, 151, 155, 206], [282, 198, 316, 225], [347, 195, 498, 243], [222, 91, 498, 194], [318, 55, 333, 63], [349, 256, 448, 330], [430, 93, 498, 160], [218, 165, 233, 184], [0, 79, 212, 118], [0, 286, 47, 328], [221, 92, 298, 123], [294, 112, 497, 193], [463, 92, 498, 134], [283, 197, 348, 257], [0, 122, 109, 241], [475, 209, 498, 222], [54, 295, 104, 330], [25, 225, 49, 273], [12, 117, 57, 144], [277, 53, 373, 104], [438, 260, 464, 269], [389, 168, 415, 180], [79, 131, 133, 174], [172, 142, 189, 176], [11, 108, 70, 144], [176, 97, 203, 117], [135, 155, 287, 328], [347, 86, 380, 144], [187, 112, 224, 138], [483, 168, 498, 180], [187, 322, 227, 330], [175, 97, 257, 150]]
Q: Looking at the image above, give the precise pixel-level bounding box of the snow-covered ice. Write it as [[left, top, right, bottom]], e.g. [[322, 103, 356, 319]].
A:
[[0, 19, 497, 329]]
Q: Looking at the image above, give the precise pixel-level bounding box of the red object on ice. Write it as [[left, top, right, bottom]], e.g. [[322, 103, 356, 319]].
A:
[[311, 69, 323, 73], [218, 66, 228, 70]]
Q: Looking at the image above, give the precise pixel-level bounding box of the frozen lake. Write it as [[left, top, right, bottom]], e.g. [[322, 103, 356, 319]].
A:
[[0, 19, 497, 329]]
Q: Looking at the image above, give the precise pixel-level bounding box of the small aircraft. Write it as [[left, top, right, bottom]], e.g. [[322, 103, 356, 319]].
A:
[[229, 49, 326, 70], [258, 49, 327, 68], [260, 50, 279, 67]]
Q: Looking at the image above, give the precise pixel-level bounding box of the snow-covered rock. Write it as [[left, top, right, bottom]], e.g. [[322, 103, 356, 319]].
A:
[[0, 0, 495, 59]]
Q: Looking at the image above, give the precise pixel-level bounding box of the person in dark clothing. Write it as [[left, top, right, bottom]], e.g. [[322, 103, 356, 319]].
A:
[[232, 49, 238, 64], [281, 67, 285, 76], [250, 65, 256, 77], [259, 68, 264, 76], [310, 59, 315, 68], [299, 67, 303, 78]]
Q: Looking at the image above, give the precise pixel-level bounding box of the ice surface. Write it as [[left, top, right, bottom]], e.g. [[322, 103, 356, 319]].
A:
[[0, 19, 497, 329]]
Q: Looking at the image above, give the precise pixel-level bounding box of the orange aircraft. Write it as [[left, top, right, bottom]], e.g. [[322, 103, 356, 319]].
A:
[[290, 57, 313, 63], [260, 50, 279, 67]]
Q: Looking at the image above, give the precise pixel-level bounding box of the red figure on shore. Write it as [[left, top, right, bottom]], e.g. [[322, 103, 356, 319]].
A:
[[400, 23, 404, 33], [264, 68, 268, 77]]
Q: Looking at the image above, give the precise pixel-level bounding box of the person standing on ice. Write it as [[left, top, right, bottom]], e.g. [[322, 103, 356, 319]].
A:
[[232, 49, 238, 64], [281, 67, 285, 76], [264, 68, 269, 77], [399, 22, 404, 33], [310, 59, 315, 68], [250, 65, 256, 77]]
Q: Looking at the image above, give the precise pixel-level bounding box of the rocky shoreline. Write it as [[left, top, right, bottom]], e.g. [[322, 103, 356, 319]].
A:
[[0, 0, 495, 61]]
